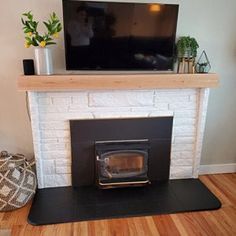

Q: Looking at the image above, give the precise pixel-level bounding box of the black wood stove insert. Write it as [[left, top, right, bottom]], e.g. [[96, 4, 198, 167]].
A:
[[95, 139, 150, 188], [70, 117, 173, 187]]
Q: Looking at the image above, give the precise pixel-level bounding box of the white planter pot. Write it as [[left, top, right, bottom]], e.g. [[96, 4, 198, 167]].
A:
[[34, 47, 53, 75]]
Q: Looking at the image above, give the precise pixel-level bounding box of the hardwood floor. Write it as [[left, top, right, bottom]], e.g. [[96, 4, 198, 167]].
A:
[[0, 174, 235, 236]]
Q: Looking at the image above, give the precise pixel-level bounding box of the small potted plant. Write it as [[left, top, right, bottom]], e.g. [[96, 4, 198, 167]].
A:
[[21, 11, 62, 75], [176, 36, 199, 73], [176, 36, 199, 58]]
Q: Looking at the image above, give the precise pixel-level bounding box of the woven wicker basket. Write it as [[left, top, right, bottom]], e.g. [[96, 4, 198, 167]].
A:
[[0, 151, 37, 211]]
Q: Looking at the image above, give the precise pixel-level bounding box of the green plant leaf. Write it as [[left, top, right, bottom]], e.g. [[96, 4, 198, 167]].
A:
[[24, 28, 32, 34], [32, 37, 38, 46], [43, 21, 49, 29], [21, 18, 25, 25], [57, 23, 62, 32], [35, 34, 43, 42], [46, 42, 56, 45]]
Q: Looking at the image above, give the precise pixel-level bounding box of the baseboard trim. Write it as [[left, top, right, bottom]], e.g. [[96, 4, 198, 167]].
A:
[[199, 163, 236, 175]]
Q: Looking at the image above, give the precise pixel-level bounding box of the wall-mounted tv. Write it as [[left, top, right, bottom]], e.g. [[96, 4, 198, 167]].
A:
[[62, 1, 179, 71]]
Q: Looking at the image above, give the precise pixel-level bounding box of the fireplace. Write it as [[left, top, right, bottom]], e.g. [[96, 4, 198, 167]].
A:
[[25, 87, 212, 188], [95, 140, 150, 188], [70, 117, 173, 187], [25, 87, 221, 225]]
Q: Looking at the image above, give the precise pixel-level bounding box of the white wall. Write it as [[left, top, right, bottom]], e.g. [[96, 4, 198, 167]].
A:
[[0, 0, 236, 165]]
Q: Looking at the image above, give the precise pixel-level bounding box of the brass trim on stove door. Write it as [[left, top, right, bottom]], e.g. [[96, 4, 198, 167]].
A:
[[99, 179, 150, 186]]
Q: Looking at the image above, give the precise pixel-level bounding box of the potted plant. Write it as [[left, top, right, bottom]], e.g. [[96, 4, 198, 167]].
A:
[[21, 11, 62, 75], [176, 36, 199, 58], [176, 36, 199, 73]]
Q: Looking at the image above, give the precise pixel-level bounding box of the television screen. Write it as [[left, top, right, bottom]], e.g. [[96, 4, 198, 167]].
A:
[[62, 1, 179, 71]]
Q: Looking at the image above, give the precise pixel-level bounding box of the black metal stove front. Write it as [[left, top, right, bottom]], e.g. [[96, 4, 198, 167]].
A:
[[95, 140, 150, 189], [70, 117, 173, 187]]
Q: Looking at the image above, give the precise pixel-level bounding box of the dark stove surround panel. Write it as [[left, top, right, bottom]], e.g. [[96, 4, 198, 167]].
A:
[[70, 117, 173, 187]]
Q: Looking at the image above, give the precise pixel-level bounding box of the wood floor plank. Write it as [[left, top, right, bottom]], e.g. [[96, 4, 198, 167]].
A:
[[144, 216, 160, 236], [176, 212, 216, 236], [153, 215, 181, 236], [54, 223, 73, 236], [209, 207, 236, 235], [0, 174, 235, 236], [126, 217, 139, 236], [93, 220, 109, 236], [171, 214, 188, 236], [209, 175, 236, 206], [108, 218, 129, 236], [72, 221, 89, 236], [202, 210, 231, 236]]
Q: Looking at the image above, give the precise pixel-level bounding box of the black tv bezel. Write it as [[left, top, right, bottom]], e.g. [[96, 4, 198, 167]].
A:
[[62, 0, 179, 72]]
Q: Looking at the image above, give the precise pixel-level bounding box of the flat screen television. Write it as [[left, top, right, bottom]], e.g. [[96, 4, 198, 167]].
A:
[[62, 1, 179, 71]]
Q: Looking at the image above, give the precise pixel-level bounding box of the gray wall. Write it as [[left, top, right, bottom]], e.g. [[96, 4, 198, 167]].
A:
[[0, 0, 235, 165]]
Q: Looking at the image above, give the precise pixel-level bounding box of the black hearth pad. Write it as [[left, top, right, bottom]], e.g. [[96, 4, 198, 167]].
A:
[[28, 179, 221, 225]]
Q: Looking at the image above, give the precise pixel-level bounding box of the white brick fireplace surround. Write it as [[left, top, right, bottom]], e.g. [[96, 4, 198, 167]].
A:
[[28, 88, 210, 188]]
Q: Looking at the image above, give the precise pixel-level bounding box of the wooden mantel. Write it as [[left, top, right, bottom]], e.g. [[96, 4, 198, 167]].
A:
[[18, 73, 219, 91]]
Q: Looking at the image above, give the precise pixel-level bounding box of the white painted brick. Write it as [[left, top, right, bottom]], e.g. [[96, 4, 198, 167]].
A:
[[58, 137, 71, 143], [69, 105, 89, 111], [170, 166, 193, 179], [189, 95, 197, 102], [28, 92, 39, 106], [34, 159, 43, 188], [154, 102, 169, 110], [37, 92, 47, 98], [174, 110, 196, 119], [89, 91, 154, 107], [156, 89, 197, 96], [172, 143, 194, 152], [92, 112, 149, 119], [78, 106, 131, 113], [40, 138, 58, 143], [42, 160, 55, 175], [40, 137, 70, 144], [169, 101, 197, 110], [71, 93, 89, 107], [42, 92, 85, 97], [39, 113, 67, 121], [55, 159, 71, 167], [171, 151, 194, 159], [31, 122, 40, 131], [171, 159, 193, 166], [42, 150, 70, 159], [174, 118, 196, 126], [174, 137, 195, 144], [39, 112, 93, 121], [173, 126, 195, 136], [38, 105, 68, 113], [129, 107, 154, 112], [41, 143, 69, 152], [44, 174, 71, 187], [38, 97, 52, 105], [67, 112, 94, 119], [148, 111, 174, 117], [52, 97, 71, 106], [40, 121, 69, 130], [56, 166, 71, 174], [156, 95, 189, 103], [40, 130, 70, 139], [29, 106, 38, 114]]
